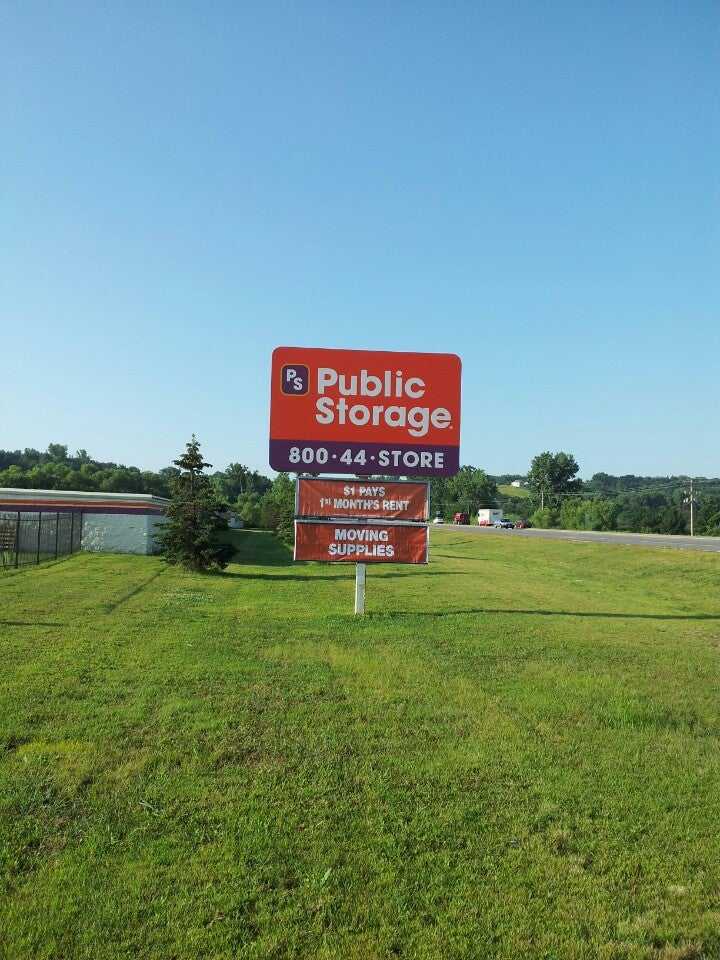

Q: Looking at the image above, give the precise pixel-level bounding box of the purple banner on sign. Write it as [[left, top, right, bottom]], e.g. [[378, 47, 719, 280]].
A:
[[269, 439, 459, 477]]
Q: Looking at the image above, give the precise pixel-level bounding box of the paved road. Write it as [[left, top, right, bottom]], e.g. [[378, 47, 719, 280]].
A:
[[447, 524, 720, 553]]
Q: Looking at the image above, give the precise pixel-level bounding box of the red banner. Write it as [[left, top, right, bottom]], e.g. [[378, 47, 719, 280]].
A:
[[297, 478, 428, 521], [294, 521, 428, 564]]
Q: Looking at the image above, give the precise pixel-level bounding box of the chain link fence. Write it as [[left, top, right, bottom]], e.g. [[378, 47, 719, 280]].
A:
[[0, 511, 83, 569]]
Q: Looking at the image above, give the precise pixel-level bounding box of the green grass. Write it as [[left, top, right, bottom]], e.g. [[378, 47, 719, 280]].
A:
[[2, 530, 720, 960], [498, 483, 531, 498]]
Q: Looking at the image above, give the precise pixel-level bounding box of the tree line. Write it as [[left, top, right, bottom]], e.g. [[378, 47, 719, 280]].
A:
[[519, 452, 720, 536], [0, 444, 295, 544], [2, 444, 718, 537], [0, 445, 179, 498]]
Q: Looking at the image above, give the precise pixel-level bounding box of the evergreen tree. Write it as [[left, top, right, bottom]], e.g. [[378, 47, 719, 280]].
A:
[[158, 436, 233, 572]]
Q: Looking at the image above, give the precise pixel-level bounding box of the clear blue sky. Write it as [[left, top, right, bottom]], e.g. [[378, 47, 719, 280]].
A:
[[3, 2, 718, 478]]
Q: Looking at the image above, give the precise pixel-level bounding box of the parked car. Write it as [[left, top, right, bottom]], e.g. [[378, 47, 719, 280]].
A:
[[453, 512, 469, 524], [514, 519, 530, 529], [493, 518, 515, 529], [433, 515, 445, 524]]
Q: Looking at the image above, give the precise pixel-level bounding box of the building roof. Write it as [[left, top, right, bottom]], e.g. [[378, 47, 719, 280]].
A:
[[0, 488, 169, 514]]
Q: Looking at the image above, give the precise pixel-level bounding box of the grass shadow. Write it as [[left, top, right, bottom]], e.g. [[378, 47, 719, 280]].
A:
[[221, 571, 353, 582], [103, 567, 167, 614], [226, 530, 293, 567], [377, 570, 477, 578], [383, 607, 720, 622], [430, 537, 485, 548], [0, 553, 80, 581], [0, 620, 65, 627], [221, 569, 477, 582], [431, 553, 489, 562]]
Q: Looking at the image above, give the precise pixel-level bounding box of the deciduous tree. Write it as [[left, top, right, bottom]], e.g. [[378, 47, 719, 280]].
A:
[[528, 451, 582, 507]]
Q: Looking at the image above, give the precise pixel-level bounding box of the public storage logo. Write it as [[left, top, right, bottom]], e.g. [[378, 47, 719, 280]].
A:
[[281, 364, 308, 395], [270, 347, 461, 477]]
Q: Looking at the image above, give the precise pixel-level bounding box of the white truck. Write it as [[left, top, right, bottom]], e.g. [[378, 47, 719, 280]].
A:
[[477, 508, 503, 527]]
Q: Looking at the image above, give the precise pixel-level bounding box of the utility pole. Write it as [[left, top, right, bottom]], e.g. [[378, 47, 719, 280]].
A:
[[690, 478, 694, 537], [683, 478, 696, 536]]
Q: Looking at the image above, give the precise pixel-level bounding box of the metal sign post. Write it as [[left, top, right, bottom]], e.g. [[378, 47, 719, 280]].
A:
[[354, 563, 366, 615]]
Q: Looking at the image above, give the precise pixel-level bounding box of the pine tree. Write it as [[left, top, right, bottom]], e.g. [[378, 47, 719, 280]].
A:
[[158, 436, 233, 572]]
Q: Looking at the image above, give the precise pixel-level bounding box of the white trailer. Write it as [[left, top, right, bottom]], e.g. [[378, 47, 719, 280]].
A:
[[477, 508, 503, 526]]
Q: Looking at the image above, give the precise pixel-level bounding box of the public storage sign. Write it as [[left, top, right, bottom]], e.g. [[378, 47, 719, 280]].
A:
[[297, 478, 429, 521], [295, 520, 429, 564], [270, 347, 461, 477]]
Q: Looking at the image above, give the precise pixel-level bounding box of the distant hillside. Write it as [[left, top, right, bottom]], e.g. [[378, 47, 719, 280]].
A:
[[498, 483, 530, 499]]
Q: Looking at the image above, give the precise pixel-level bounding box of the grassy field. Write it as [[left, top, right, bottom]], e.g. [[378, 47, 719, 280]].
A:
[[2, 530, 720, 960], [497, 483, 531, 499]]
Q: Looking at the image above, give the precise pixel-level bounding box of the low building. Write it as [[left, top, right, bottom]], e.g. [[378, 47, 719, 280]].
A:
[[0, 488, 169, 555]]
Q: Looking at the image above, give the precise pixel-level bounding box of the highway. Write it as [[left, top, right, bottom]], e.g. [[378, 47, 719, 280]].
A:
[[448, 524, 720, 553]]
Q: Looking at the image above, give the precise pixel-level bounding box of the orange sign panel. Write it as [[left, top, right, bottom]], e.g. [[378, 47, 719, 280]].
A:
[[294, 521, 429, 564], [297, 478, 428, 521], [270, 346, 461, 477]]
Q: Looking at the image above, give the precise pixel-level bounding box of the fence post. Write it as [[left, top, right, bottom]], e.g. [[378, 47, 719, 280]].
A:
[[54, 512, 60, 559], [354, 563, 366, 615], [36, 511, 42, 564], [14, 511, 20, 568]]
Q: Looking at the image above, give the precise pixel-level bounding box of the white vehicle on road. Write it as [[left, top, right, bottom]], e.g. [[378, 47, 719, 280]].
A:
[[477, 508, 503, 526]]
